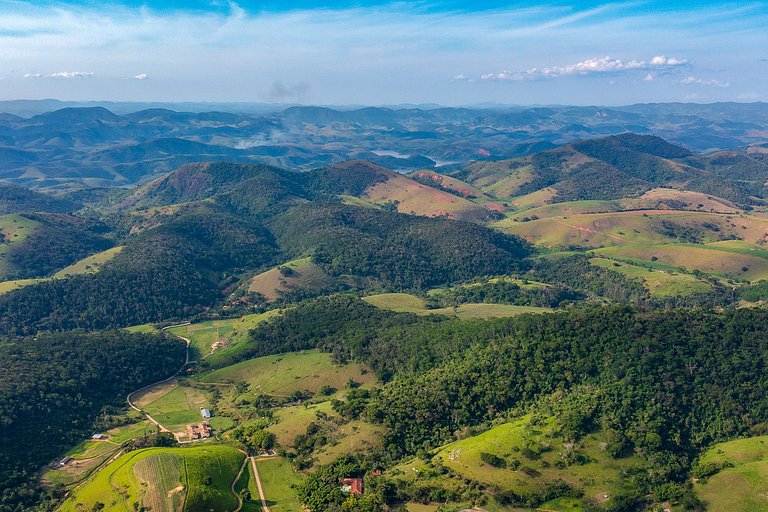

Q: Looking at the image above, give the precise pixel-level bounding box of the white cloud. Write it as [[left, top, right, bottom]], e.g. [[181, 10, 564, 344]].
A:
[[452, 74, 468, 81], [480, 55, 689, 81], [48, 71, 94, 78], [23, 72, 42, 79], [644, 73, 654, 82], [132, 73, 148, 80], [679, 76, 730, 87]]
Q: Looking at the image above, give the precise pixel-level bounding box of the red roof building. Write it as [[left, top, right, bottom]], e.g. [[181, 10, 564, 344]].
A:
[[341, 477, 363, 495]]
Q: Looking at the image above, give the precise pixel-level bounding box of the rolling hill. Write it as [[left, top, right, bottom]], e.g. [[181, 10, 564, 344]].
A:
[[446, 133, 768, 206]]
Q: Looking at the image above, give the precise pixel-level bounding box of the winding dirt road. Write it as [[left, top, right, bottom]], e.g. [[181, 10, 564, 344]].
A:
[[126, 323, 192, 438]]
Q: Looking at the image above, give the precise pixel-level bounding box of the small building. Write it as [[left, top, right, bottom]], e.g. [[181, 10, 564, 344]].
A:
[[57, 457, 73, 468], [186, 423, 212, 440], [91, 433, 104, 440], [341, 478, 363, 495], [200, 407, 211, 419]]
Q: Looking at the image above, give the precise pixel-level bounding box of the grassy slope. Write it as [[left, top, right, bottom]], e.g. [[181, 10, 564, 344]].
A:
[[363, 170, 495, 222], [694, 435, 768, 512], [197, 349, 374, 396], [53, 246, 124, 278], [168, 310, 279, 367], [596, 244, 768, 282], [268, 402, 335, 448], [391, 415, 647, 511], [141, 382, 212, 433], [256, 457, 304, 512], [58, 445, 244, 512], [363, 293, 551, 318], [589, 258, 713, 297], [0, 213, 40, 278], [248, 257, 335, 302]]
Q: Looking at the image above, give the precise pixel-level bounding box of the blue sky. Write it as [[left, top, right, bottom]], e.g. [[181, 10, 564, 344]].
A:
[[0, 1, 765, 105]]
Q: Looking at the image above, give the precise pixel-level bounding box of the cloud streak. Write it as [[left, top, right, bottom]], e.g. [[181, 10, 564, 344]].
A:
[[0, 1, 764, 104], [481, 55, 689, 81], [679, 76, 730, 88]]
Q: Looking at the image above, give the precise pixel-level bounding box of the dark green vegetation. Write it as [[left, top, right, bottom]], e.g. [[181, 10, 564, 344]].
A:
[[289, 305, 768, 510], [0, 162, 530, 334], [0, 330, 184, 512]]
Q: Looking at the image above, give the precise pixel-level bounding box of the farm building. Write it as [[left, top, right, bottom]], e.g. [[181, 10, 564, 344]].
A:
[[186, 423, 212, 440], [341, 477, 363, 495], [91, 433, 104, 440], [200, 407, 211, 419]]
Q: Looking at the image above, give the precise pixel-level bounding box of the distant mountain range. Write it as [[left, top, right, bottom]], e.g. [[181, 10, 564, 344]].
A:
[[1, 103, 767, 190]]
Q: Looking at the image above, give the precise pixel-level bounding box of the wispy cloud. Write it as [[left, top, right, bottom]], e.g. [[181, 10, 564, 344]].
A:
[[0, 1, 764, 104], [679, 76, 730, 87], [481, 55, 689, 81], [48, 71, 94, 78]]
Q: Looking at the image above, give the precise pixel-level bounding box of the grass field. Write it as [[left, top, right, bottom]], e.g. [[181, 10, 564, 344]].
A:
[[0, 277, 44, 294], [0, 213, 40, 278], [58, 445, 245, 512], [362, 292, 428, 312], [257, 457, 303, 512], [313, 419, 384, 465], [67, 420, 153, 460], [198, 349, 374, 396], [248, 257, 335, 302], [140, 381, 213, 434], [124, 323, 159, 334], [363, 168, 493, 222], [391, 414, 647, 511], [694, 435, 768, 512], [363, 293, 552, 319], [590, 257, 713, 297], [496, 209, 768, 251], [52, 246, 124, 278], [596, 244, 768, 282], [169, 310, 279, 367], [268, 402, 335, 447]]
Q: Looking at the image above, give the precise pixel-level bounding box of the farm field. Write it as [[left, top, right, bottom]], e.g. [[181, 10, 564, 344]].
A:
[[694, 435, 768, 512], [256, 457, 303, 512], [58, 445, 245, 512], [170, 310, 280, 367], [198, 349, 374, 396], [138, 381, 213, 434], [67, 420, 152, 460], [363, 293, 551, 319], [248, 257, 335, 302], [595, 243, 768, 282], [589, 257, 713, 297]]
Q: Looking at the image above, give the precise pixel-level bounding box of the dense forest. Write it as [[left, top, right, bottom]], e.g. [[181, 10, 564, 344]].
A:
[[276, 302, 768, 509], [0, 330, 185, 512]]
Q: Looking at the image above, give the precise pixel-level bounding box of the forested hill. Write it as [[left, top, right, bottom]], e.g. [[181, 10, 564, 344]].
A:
[[0, 162, 531, 334], [0, 330, 184, 511], [246, 298, 768, 508], [447, 133, 768, 205]]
